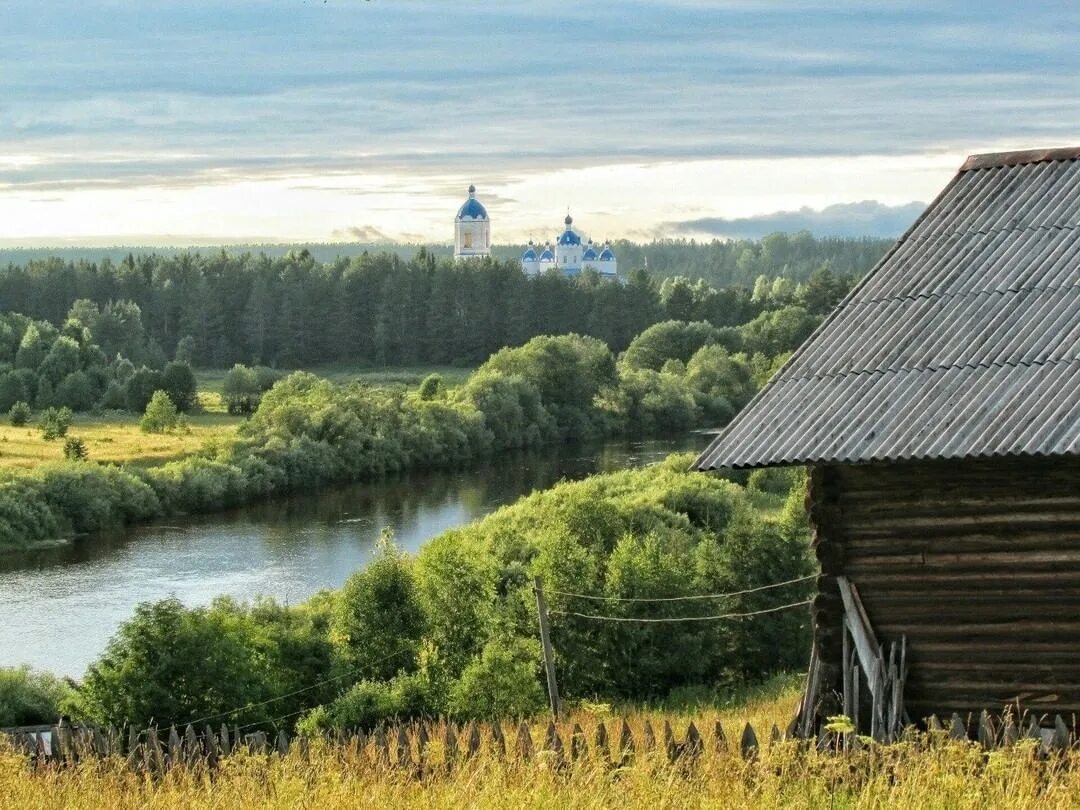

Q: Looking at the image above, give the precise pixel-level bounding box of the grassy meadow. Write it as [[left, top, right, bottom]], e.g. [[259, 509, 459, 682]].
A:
[[2, 681, 1076, 810], [0, 411, 241, 471], [0, 366, 472, 474]]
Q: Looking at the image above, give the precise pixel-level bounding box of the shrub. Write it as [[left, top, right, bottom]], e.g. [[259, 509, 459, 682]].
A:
[[62, 436, 88, 462], [125, 367, 164, 413], [140, 390, 178, 434], [39, 406, 73, 440], [331, 535, 427, 681], [8, 401, 30, 426], [448, 637, 546, 720], [160, 361, 198, 412], [222, 364, 261, 414], [418, 373, 443, 401], [0, 665, 76, 726]]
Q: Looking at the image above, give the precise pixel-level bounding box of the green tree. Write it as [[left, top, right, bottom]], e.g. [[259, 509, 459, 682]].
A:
[[7, 400, 30, 426], [330, 536, 427, 681], [140, 390, 178, 434], [160, 361, 197, 412], [62, 435, 88, 461], [221, 364, 261, 414], [0, 666, 75, 726], [78, 598, 270, 727], [124, 367, 164, 413], [39, 406, 73, 441]]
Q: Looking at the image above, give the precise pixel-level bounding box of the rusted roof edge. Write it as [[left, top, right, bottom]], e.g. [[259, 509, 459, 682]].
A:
[[961, 147, 1080, 172]]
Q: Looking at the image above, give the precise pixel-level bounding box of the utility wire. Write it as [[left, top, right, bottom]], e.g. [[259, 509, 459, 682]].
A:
[[541, 573, 816, 603], [181, 646, 414, 729], [548, 598, 813, 623]]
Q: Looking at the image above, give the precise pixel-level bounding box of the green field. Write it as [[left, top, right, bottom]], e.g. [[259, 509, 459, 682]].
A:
[[0, 412, 242, 471]]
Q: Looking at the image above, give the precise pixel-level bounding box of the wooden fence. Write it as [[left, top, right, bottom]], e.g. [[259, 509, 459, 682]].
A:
[[3, 712, 1077, 774]]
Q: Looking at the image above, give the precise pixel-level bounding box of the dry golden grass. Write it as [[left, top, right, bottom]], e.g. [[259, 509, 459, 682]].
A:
[[0, 412, 241, 471], [4, 687, 1079, 809]]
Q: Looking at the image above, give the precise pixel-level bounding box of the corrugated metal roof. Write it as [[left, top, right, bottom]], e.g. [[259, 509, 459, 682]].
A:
[[695, 148, 1080, 470]]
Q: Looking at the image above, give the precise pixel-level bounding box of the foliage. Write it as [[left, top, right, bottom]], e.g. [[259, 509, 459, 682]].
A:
[[221, 364, 261, 414], [140, 391, 179, 434], [448, 637, 546, 719], [0, 666, 75, 726], [7, 402, 30, 427], [38, 407, 73, 441], [417, 373, 442, 401], [160, 361, 198, 412], [0, 237, 874, 370], [61, 436, 88, 462], [330, 535, 427, 681]]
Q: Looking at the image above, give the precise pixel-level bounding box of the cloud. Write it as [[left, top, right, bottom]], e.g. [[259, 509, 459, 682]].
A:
[[333, 225, 393, 243], [669, 200, 926, 239]]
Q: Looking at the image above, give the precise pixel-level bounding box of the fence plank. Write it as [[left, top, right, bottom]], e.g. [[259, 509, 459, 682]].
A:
[[516, 722, 534, 762], [740, 723, 758, 760], [571, 724, 587, 761], [714, 721, 727, 753]]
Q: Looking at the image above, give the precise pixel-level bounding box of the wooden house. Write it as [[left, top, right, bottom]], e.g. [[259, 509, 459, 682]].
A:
[[694, 147, 1080, 737]]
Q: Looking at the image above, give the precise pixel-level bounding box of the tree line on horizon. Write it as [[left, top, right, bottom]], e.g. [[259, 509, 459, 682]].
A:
[[0, 238, 863, 370]]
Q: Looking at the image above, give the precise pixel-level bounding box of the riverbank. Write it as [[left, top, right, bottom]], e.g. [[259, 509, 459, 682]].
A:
[[0, 436, 709, 677]]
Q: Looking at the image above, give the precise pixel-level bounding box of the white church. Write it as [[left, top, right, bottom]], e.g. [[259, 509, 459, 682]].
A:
[[453, 185, 617, 279]]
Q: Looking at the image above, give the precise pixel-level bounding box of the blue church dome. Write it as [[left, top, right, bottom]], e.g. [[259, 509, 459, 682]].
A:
[[557, 213, 582, 246], [599, 246, 616, 261], [582, 245, 598, 261], [539, 247, 555, 261], [457, 184, 488, 220], [522, 244, 538, 261]]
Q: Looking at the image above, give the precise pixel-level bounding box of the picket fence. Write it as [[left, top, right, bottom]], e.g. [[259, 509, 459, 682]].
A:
[[3, 711, 1078, 774]]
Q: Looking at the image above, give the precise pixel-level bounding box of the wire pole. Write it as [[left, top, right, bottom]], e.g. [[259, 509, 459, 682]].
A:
[[533, 576, 561, 720]]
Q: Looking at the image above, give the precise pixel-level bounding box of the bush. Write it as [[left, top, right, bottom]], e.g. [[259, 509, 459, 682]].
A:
[[8, 401, 30, 426], [331, 535, 427, 681], [62, 436, 88, 462], [0, 666, 76, 726], [39, 406, 73, 440], [448, 638, 546, 720], [160, 361, 198, 412], [140, 390, 178, 433], [418, 373, 443, 401], [222, 364, 261, 414], [125, 367, 164, 413]]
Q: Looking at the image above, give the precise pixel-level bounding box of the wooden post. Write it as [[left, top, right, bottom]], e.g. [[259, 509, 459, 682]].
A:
[[534, 576, 562, 719]]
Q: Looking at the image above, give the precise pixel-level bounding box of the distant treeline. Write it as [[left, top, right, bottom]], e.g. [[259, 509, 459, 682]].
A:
[[0, 237, 866, 369]]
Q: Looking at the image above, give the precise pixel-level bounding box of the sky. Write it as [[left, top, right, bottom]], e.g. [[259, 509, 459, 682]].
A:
[[1, 1, 1078, 246]]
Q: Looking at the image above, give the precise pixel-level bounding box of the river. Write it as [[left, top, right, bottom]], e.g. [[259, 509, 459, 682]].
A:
[[0, 435, 707, 677]]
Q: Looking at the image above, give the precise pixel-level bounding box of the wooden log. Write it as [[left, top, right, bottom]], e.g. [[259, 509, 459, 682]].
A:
[[594, 722, 610, 763], [618, 719, 634, 764], [442, 723, 457, 764], [168, 726, 182, 767], [685, 723, 703, 759], [183, 725, 200, 766], [570, 724, 587, 761], [948, 714, 967, 741], [466, 723, 481, 760], [978, 711, 997, 750], [543, 722, 565, 768], [1052, 715, 1070, 751], [395, 726, 410, 767], [516, 722, 534, 762], [663, 721, 676, 762], [642, 720, 656, 754], [713, 721, 727, 753], [1002, 715, 1019, 747], [146, 727, 165, 774], [740, 723, 758, 760], [489, 723, 505, 760]]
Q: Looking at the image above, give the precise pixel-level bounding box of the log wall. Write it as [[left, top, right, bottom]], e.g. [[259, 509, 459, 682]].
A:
[[808, 454, 1080, 721]]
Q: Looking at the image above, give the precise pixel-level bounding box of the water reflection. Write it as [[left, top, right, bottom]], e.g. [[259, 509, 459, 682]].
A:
[[0, 436, 705, 676]]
